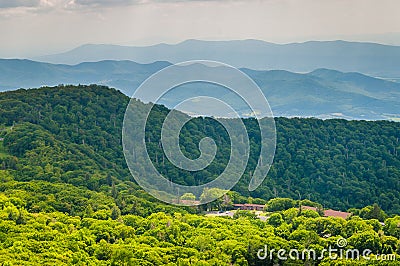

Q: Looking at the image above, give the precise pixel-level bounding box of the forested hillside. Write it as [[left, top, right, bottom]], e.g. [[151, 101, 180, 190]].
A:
[[0, 190, 399, 265], [0, 85, 399, 213], [0, 85, 399, 265]]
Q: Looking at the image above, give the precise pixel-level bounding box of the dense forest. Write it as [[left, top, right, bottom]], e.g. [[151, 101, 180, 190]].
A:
[[0, 85, 399, 265], [0, 189, 399, 265], [0, 85, 399, 212]]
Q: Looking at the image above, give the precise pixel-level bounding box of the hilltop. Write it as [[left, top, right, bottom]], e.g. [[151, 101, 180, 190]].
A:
[[0, 85, 399, 213]]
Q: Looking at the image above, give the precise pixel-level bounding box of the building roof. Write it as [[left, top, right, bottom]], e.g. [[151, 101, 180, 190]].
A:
[[323, 209, 351, 219], [233, 203, 265, 208], [300, 206, 351, 219], [181, 200, 201, 205], [172, 199, 201, 205]]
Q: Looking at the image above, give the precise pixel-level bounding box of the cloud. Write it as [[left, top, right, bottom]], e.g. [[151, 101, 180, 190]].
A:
[[66, 0, 182, 9], [0, 0, 60, 18], [67, 0, 232, 8], [0, 0, 42, 9], [0, 0, 236, 11], [0, 0, 241, 15], [70, 0, 140, 7]]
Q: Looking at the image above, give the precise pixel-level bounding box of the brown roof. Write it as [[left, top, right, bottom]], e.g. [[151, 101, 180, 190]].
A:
[[323, 209, 351, 219], [172, 199, 201, 205], [233, 204, 265, 207]]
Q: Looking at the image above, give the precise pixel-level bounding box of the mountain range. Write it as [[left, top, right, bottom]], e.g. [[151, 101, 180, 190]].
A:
[[34, 40, 400, 78], [1, 58, 399, 121]]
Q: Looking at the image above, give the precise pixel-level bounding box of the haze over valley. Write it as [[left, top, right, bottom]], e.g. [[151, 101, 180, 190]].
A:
[[2, 40, 400, 121]]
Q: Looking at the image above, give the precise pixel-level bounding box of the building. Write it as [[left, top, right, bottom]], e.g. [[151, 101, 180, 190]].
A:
[[233, 203, 265, 211], [323, 209, 352, 219], [301, 206, 352, 219], [172, 199, 201, 206]]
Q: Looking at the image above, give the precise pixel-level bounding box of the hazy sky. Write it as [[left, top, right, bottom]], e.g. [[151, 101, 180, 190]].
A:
[[1, 0, 400, 58]]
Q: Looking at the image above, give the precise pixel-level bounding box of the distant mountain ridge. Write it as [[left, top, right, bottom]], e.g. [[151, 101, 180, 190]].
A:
[[1, 58, 400, 121], [34, 39, 400, 77], [0, 59, 170, 92]]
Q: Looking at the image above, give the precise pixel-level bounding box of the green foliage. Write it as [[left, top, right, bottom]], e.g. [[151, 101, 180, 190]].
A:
[[1, 85, 400, 214], [180, 193, 196, 201], [265, 198, 297, 212], [359, 204, 388, 222], [0, 179, 396, 265], [384, 216, 400, 239], [268, 213, 284, 227], [298, 209, 320, 218], [348, 231, 383, 253], [200, 188, 228, 211], [233, 210, 258, 220], [0, 140, 8, 159], [0, 85, 399, 264]]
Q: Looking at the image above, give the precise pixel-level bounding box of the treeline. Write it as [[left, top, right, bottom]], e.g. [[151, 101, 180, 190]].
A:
[[0, 85, 399, 213], [0, 189, 399, 265]]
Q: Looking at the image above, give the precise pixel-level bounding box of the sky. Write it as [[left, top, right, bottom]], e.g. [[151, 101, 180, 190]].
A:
[[1, 0, 400, 58]]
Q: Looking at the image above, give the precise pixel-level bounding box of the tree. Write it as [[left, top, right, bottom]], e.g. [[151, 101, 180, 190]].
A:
[[233, 210, 257, 220], [95, 239, 112, 260], [221, 194, 233, 211], [200, 187, 227, 211], [366, 204, 387, 222], [111, 205, 121, 220], [15, 209, 26, 225], [84, 204, 94, 218], [348, 231, 382, 254], [111, 181, 119, 199], [180, 193, 196, 201], [268, 213, 284, 227], [384, 216, 400, 239], [265, 198, 297, 212]]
